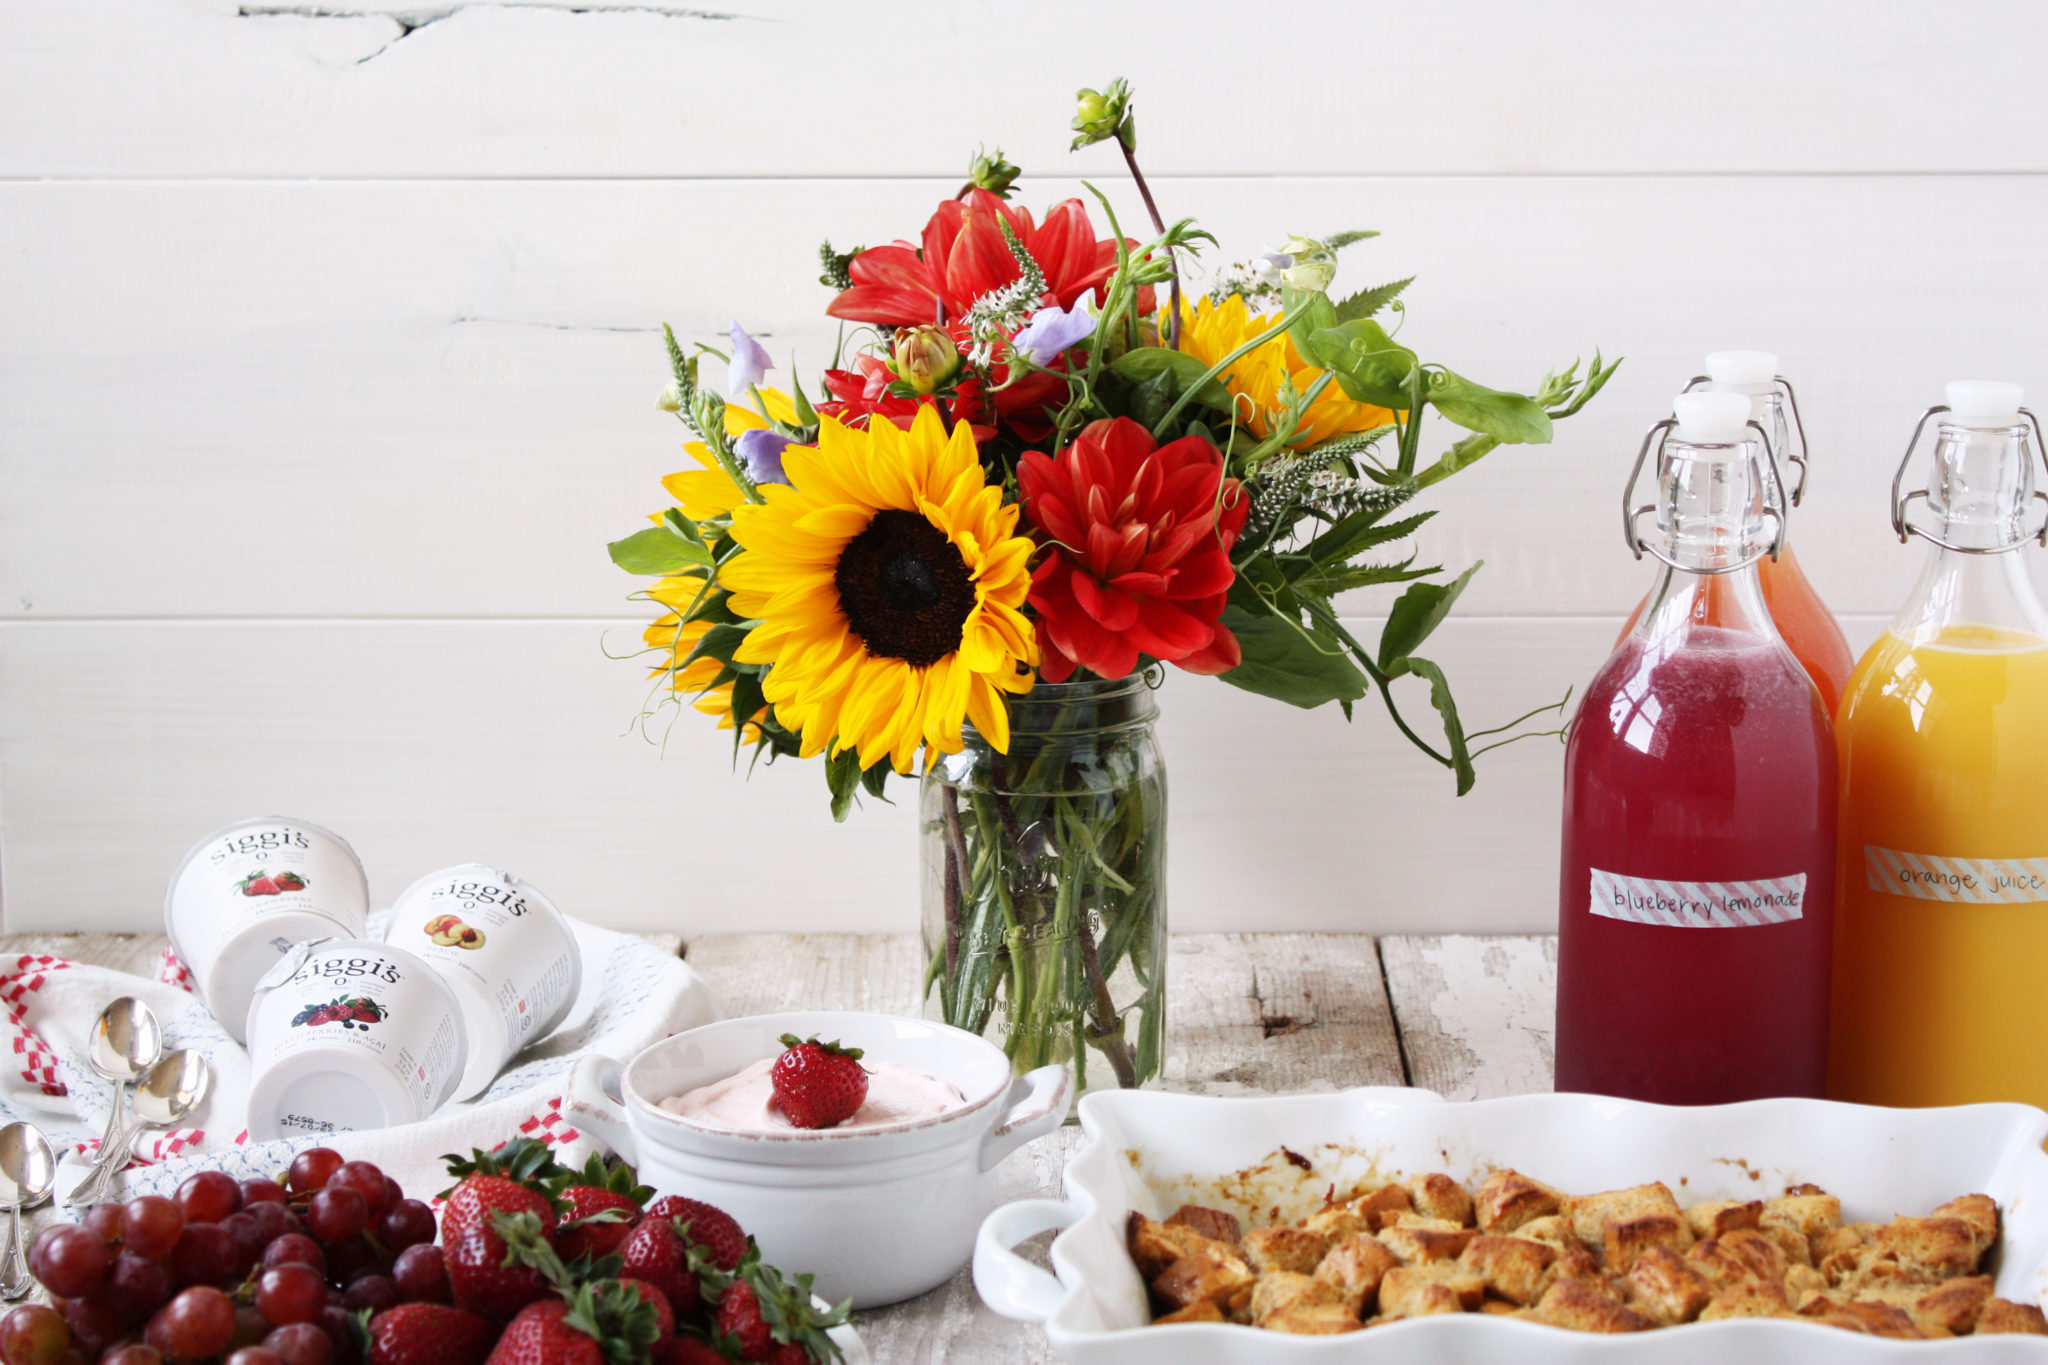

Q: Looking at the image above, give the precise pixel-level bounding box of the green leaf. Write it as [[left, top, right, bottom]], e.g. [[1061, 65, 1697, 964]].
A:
[[1291, 507, 1431, 578], [1427, 369, 1553, 444], [1108, 347, 1234, 412], [1281, 286, 1337, 369], [1323, 229, 1380, 250], [728, 669, 766, 727], [1291, 555, 1440, 597], [608, 527, 713, 576], [859, 762, 893, 803], [661, 507, 700, 541], [1331, 277, 1412, 324], [1383, 655, 1475, 795], [789, 372, 820, 427], [682, 622, 752, 668], [1212, 605, 1369, 710], [825, 748, 862, 823], [1378, 562, 1482, 671], [1305, 320, 1417, 408]]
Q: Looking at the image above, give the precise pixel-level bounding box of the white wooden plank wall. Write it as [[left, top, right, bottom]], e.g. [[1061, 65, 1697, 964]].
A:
[[4, 1, 2046, 935]]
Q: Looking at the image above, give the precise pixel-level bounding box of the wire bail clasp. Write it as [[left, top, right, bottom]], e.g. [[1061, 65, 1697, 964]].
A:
[[1890, 406, 2048, 553], [1682, 371, 1809, 505], [1622, 418, 1787, 574]]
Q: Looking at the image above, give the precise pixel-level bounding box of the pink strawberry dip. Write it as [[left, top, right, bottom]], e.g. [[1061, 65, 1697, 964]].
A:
[[660, 1056, 966, 1132]]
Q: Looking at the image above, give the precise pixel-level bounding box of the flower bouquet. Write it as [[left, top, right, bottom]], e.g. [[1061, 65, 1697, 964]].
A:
[[612, 79, 1615, 1094]]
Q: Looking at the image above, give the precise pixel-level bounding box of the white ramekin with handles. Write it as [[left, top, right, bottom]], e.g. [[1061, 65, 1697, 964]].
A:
[[564, 1010, 1071, 1309]]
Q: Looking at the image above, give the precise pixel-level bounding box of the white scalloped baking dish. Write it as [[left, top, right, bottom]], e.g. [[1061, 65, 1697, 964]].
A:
[[974, 1087, 2048, 1361]]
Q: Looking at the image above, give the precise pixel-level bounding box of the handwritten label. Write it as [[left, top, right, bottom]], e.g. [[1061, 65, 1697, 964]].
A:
[[1864, 848, 2048, 904], [1589, 869, 1807, 929]]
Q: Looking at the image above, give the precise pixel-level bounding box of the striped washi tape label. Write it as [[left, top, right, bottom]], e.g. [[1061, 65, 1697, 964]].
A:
[[1864, 847, 2048, 904], [1588, 868, 1807, 929]]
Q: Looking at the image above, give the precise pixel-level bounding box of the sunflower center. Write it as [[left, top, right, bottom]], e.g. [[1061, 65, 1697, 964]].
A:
[[834, 509, 975, 668]]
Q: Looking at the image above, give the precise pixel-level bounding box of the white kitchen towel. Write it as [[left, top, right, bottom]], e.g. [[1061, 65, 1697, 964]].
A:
[[0, 916, 717, 1204]]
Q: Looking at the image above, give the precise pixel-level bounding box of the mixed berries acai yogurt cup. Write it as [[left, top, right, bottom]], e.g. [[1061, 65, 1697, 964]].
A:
[[162, 816, 369, 1044], [243, 938, 467, 1142]]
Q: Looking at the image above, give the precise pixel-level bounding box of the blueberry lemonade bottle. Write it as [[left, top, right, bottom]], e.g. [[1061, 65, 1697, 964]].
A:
[[1558, 390, 1836, 1103], [1619, 352, 1854, 710], [1830, 382, 2048, 1108]]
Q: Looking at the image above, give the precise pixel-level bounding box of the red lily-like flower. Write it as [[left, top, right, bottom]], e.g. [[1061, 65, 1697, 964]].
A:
[[817, 354, 998, 444], [826, 189, 1146, 328], [1018, 418, 1249, 682]]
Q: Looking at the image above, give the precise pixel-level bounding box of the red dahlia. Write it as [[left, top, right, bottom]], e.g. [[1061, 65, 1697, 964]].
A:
[[1018, 418, 1248, 682]]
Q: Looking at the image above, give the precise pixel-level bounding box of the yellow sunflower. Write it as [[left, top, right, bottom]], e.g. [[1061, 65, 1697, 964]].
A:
[[661, 389, 801, 521], [720, 406, 1037, 774], [1176, 295, 1395, 447], [643, 576, 766, 740]]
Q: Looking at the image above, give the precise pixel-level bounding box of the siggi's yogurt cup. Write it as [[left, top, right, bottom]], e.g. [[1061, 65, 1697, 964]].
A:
[[382, 865, 582, 1099], [244, 939, 466, 1142], [163, 817, 369, 1043]]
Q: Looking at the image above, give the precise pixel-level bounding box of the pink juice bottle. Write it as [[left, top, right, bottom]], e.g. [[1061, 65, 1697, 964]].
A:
[[1555, 390, 1836, 1103]]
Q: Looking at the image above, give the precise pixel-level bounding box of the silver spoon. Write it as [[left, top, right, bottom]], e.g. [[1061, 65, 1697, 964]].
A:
[[128, 1050, 211, 1144], [0, 1124, 53, 1299], [65, 998, 162, 1207]]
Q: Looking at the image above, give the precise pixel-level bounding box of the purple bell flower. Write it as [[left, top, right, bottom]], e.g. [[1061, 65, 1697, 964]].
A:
[[727, 320, 775, 395], [1011, 302, 1096, 366], [734, 427, 793, 486]]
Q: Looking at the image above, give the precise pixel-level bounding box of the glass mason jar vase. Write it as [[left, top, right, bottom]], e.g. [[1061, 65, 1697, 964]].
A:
[[919, 676, 1166, 1096]]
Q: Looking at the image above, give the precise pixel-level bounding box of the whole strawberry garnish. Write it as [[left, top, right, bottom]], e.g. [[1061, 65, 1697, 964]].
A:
[[769, 1036, 868, 1130], [367, 1303, 496, 1365], [617, 1218, 715, 1323], [484, 1283, 658, 1365], [713, 1253, 849, 1364], [644, 1197, 746, 1274], [439, 1139, 570, 1322], [550, 1153, 653, 1266], [616, 1277, 674, 1340]]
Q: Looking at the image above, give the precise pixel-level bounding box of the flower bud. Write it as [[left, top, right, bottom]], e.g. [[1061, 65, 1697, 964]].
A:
[[1276, 235, 1337, 295], [1070, 78, 1134, 151], [892, 326, 963, 395], [966, 145, 1021, 198], [655, 381, 683, 412]]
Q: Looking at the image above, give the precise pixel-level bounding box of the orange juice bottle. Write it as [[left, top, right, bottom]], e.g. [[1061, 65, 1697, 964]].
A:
[[1830, 380, 2048, 1109], [1619, 352, 1855, 711]]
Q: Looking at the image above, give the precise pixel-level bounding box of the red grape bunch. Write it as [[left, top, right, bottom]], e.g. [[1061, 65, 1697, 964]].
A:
[[2, 1150, 444, 1365]]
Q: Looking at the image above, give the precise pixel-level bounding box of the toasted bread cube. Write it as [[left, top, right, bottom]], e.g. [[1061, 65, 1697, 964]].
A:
[[1241, 1226, 1334, 1277], [1348, 1183, 1413, 1231], [1784, 1263, 1827, 1306], [1300, 1203, 1369, 1243], [1407, 1173, 1475, 1226], [1697, 1276, 1791, 1321], [1930, 1194, 1999, 1259], [1249, 1271, 1363, 1335], [1603, 1213, 1692, 1271], [1379, 1222, 1476, 1265], [1758, 1222, 1814, 1268], [1683, 1199, 1762, 1240], [1478, 1298, 1525, 1316], [1533, 1279, 1655, 1333], [1128, 1212, 1229, 1279], [1459, 1235, 1556, 1306], [1314, 1234, 1399, 1314], [1978, 1298, 2048, 1335], [1686, 1229, 1789, 1291], [1871, 1216, 1980, 1282], [1551, 1243, 1605, 1285], [1152, 1244, 1257, 1311], [1151, 1300, 1223, 1325], [1761, 1191, 1839, 1266], [1383, 1212, 1466, 1232], [1377, 1266, 1465, 1318], [1622, 1245, 1710, 1325], [1474, 1169, 1562, 1234], [1564, 1183, 1681, 1249], [1817, 1222, 1880, 1287], [1167, 1204, 1242, 1246], [1797, 1297, 1923, 1338], [1855, 1275, 1991, 1337], [1515, 1215, 1573, 1247]]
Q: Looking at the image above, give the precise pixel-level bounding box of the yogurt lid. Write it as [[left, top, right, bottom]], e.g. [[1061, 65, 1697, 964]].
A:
[[205, 910, 371, 1045], [244, 939, 470, 1139]]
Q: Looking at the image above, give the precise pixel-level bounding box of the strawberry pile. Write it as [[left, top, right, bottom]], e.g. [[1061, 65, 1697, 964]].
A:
[[418, 1140, 850, 1365], [0, 1142, 849, 1365]]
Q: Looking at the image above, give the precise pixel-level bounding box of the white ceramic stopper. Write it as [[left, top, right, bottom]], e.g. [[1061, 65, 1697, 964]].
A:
[[1705, 350, 1779, 393], [1946, 380, 2024, 427], [1672, 391, 1754, 445]]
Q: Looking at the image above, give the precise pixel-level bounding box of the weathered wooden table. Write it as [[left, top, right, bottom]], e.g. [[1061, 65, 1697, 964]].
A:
[[4, 932, 1557, 1363]]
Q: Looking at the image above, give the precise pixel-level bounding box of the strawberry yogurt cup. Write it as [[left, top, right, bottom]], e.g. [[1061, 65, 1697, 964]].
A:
[[163, 816, 369, 1043], [565, 1010, 1071, 1309], [381, 864, 582, 1099], [244, 938, 467, 1142]]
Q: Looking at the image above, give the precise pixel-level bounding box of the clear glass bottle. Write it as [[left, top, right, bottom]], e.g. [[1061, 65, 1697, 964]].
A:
[[1558, 390, 1836, 1103], [1830, 381, 2048, 1108], [919, 676, 1166, 1098], [1619, 352, 1855, 711]]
